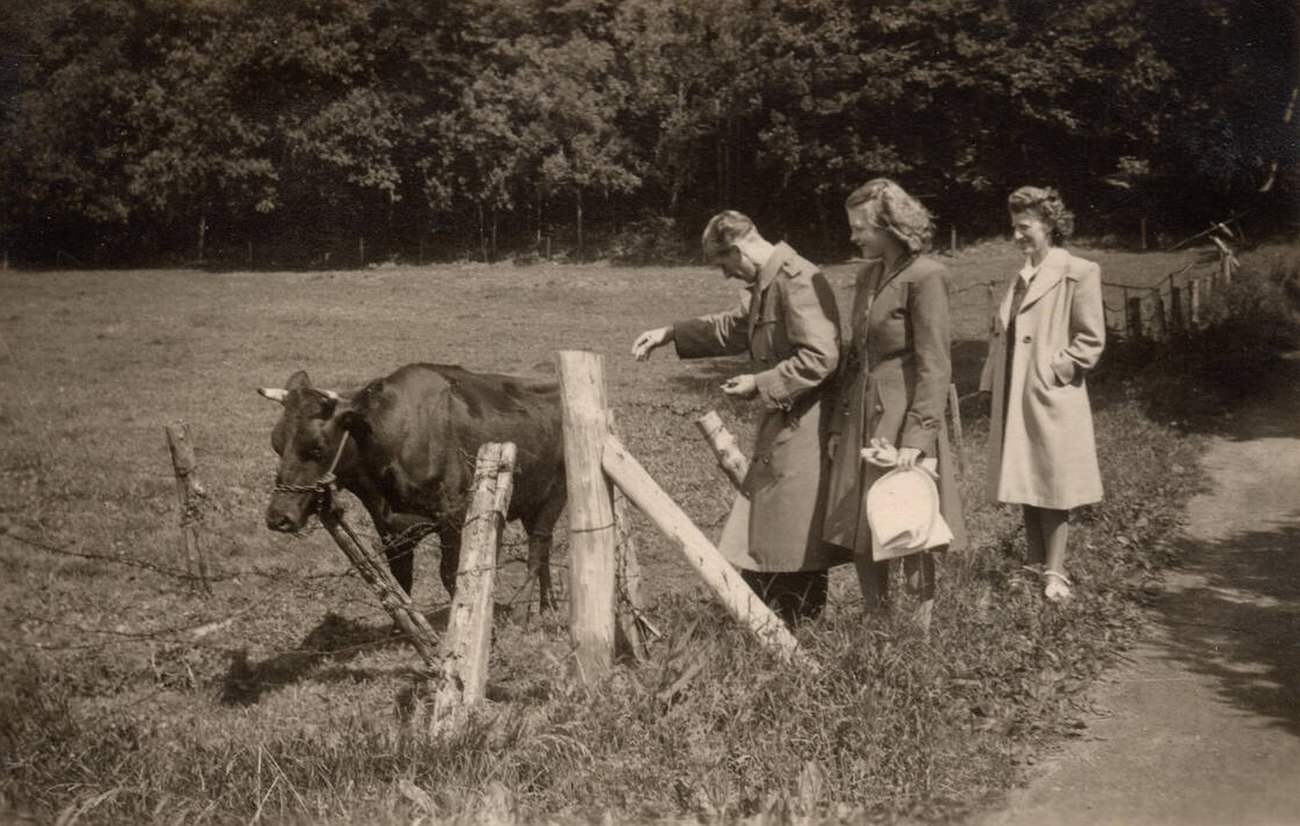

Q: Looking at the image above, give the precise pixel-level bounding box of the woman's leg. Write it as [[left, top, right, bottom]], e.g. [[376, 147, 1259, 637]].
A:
[[854, 556, 890, 610], [903, 551, 936, 632], [1023, 505, 1047, 566], [1041, 507, 1070, 575]]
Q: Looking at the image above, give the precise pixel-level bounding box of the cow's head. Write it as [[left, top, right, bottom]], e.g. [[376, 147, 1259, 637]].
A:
[[258, 370, 357, 532]]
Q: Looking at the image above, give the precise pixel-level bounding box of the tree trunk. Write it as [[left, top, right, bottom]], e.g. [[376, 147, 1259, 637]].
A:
[[490, 208, 499, 263], [576, 191, 584, 258], [477, 202, 488, 263]]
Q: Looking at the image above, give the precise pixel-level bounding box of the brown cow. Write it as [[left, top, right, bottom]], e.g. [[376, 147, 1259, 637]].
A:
[[258, 364, 565, 609]]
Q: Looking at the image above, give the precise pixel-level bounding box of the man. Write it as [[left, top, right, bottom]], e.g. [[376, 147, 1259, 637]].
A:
[[631, 210, 846, 625]]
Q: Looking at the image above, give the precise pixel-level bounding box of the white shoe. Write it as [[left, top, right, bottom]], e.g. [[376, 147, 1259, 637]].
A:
[[1043, 570, 1072, 602]]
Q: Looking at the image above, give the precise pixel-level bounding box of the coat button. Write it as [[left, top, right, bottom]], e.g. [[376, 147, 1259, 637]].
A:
[[1021, 335, 1032, 343], [874, 403, 884, 413]]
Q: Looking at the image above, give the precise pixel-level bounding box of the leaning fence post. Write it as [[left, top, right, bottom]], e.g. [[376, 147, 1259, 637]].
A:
[[557, 350, 618, 681], [431, 442, 516, 732], [1190, 278, 1202, 327], [164, 422, 212, 594], [319, 499, 440, 671], [947, 384, 965, 478], [695, 411, 750, 491], [601, 434, 816, 671]]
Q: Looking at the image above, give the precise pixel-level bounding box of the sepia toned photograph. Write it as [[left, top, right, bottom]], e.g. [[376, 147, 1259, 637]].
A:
[[1, 1, 1297, 823]]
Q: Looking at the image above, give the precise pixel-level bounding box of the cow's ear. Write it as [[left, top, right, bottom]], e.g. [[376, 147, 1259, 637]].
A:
[[286, 371, 312, 391], [258, 387, 288, 404], [337, 409, 370, 438]]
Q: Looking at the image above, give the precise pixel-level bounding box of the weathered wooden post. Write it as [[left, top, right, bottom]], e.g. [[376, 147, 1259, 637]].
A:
[[164, 422, 212, 594], [601, 435, 815, 670], [950, 226, 957, 256], [1190, 278, 1202, 327], [694, 411, 750, 491], [947, 384, 965, 477], [431, 442, 516, 730], [1151, 289, 1168, 341], [557, 350, 618, 680], [1126, 294, 1143, 341], [1170, 283, 1184, 333], [607, 411, 650, 662], [319, 499, 440, 671]]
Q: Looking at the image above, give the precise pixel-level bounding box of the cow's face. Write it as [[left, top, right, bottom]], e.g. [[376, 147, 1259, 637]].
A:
[[258, 370, 349, 532]]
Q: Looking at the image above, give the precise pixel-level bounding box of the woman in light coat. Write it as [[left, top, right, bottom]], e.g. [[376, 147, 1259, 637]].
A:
[[979, 186, 1105, 601], [823, 179, 967, 628]]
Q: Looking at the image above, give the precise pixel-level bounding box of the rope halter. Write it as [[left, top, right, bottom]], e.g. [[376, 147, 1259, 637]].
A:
[[272, 430, 351, 500]]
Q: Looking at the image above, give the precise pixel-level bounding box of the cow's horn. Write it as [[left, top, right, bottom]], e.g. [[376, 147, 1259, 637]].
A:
[[258, 387, 289, 403], [322, 389, 342, 401]]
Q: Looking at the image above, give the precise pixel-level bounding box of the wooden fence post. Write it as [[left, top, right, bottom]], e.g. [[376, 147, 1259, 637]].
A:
[[601, 434, 815, 670], [431, 442, 516, 731], [1190, 278, 1202, 327], [947, 384, 965, 478], [557, 350, 617, 680], [319, 500, 441, 671], [694, 411, 750, 491], [1151, 289, 1168, 341], [950, 226, 957, 256], [164, 422, 212, 594], [606, 412, 651, 663], [1170, 284, 1184, 332], [1126, 295, 1144, 341]]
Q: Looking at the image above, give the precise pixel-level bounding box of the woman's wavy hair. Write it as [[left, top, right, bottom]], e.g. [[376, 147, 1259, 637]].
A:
[[845, 178, 933, 254], [1008, 186, 1074, 246]]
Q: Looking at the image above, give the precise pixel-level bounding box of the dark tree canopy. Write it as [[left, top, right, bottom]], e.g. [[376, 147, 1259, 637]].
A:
[[1, 0, 1295, 266]]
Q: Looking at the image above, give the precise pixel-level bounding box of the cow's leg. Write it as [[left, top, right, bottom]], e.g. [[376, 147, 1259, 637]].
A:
[[364, 504, 434, 597], [438, 526, 462, 600], [523, 493, 565, 613]]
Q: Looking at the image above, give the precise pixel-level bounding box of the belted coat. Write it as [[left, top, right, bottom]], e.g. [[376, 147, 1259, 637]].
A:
[[822, 255, 967, 559], [979, 247, 1105, 509], [672, 243, 848, 572]]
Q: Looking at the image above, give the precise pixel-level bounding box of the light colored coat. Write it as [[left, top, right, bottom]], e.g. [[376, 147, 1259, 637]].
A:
[[822, 255, 967, 558], [672, 243, 847, 572], [979, 247, 1105, 509]]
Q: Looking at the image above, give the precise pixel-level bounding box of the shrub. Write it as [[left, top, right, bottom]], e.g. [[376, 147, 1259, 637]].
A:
[[605, 215, 694, 265]]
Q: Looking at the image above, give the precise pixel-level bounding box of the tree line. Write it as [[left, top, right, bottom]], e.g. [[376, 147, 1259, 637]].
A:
[[1, 0, 1295, 268]]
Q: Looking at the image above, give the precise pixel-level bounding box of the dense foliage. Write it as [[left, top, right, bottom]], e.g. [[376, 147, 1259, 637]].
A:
[[1, 0, 1295, 265]]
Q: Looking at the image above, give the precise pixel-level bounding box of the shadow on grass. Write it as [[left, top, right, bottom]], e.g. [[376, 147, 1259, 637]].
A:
[[220, 608, 451, 705]]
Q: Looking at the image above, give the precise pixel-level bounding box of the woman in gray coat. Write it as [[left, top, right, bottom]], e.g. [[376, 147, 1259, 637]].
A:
[[979, 186, 1105, 602], [823, 179, 967, 629]]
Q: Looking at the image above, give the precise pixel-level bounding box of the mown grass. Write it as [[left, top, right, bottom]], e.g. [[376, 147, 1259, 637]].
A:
[[1, 241, 1292, 824]]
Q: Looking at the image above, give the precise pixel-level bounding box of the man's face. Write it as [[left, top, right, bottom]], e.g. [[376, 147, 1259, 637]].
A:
[[712, 247, 758, 283]]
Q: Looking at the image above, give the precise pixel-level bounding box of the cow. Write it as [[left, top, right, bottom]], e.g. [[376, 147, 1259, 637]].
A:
[[258, 364, 566, 611]]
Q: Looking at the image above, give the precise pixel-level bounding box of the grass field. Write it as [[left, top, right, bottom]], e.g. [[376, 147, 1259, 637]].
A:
[[0, 241, 1237, 823]]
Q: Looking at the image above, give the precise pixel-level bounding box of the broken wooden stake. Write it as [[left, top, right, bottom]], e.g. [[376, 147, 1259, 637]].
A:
[[164, 422, 212, 594], [431, 442, 516, 731], [694, 411, 750, 492]]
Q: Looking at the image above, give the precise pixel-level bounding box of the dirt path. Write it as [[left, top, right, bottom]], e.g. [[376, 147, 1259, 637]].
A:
[[976, 353, 1300, 826]]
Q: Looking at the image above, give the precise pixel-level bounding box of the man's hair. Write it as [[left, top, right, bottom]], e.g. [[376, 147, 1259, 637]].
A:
[[845, 178, 933, 254], [1008, 186, 1074, 246], [701, 210, 755, 258]]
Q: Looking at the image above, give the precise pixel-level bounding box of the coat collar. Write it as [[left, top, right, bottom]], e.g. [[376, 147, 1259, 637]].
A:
[[1018, 246, 1068, 313], [998, 247, 1068, 326], [754, 242, 795, 293]]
